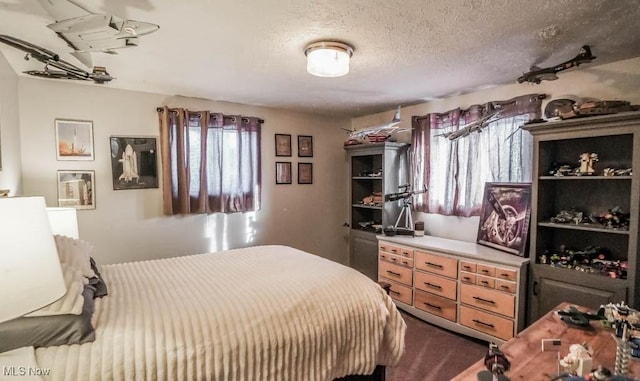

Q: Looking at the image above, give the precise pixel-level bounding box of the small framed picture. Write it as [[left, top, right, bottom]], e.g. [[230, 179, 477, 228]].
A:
[[110, 136, 159, 190], [55, 119, 94, 160], [298, 163, 313, 184], [275, 134, 292, 157], [276, 162, 292, 184], [298, 135, 313, 157], [57, 170, 95, 210], [477, 182, 532, 257]]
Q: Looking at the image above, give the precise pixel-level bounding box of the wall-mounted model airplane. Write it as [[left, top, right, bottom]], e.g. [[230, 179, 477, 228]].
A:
[[436, 108, 504, 141], [36, 0, 160, 68], [345, 106, 411, 140], [517, 45, 596, 84], [0, 34, 113, 83]]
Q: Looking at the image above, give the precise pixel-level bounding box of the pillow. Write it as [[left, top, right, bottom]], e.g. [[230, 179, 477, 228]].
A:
[[54, 235, 95, 279], [89, 257, 108, 298], [0, 284, 96, 353], [25, 263, 86, 317]]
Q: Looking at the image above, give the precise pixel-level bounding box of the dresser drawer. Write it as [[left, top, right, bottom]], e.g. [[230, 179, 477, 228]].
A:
[[379, 252, 413, 268], [460, 283, 515, 318], [380, 277, 413, 305], [378, 242, 413, 258], [379, 261, 413, 286], [460, 261, 477, 273], [415, 251, 458, 279], [476, 264, 496, 277], [459, 305, 514, 341], [476, 275, 495, 289], [414, 290, 457, 322], [414, 271, 457, 300], [495, 279, 517, 294], [460, 272, 477, 284], [495, 267, 517, 282]]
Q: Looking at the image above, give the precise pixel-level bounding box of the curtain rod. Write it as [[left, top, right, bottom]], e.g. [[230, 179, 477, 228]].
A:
[[156, 107, 264, 123]]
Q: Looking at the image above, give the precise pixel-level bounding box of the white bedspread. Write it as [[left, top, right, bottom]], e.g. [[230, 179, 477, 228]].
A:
[[35, 245, 406, 381]]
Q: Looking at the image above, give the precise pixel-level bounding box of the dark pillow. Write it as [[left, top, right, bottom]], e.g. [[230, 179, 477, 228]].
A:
[[89, 257, 108, 298], [0, 285, 96, 353]]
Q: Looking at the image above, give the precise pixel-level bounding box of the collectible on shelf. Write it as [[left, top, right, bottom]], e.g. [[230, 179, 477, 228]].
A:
[[588, 206, 630, 230], [577, 152, 598, 175]]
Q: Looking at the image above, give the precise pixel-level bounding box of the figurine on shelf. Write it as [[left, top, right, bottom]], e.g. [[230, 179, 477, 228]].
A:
[[588, 206, 630, 230], [577, 152, 598, 175]]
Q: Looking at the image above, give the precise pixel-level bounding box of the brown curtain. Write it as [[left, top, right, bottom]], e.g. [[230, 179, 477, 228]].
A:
[[158, 106, 262, 215], [411, 94, 543, 216]]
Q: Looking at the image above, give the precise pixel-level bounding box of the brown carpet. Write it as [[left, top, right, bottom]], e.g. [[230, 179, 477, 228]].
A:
[[387, 311, 488, 381]]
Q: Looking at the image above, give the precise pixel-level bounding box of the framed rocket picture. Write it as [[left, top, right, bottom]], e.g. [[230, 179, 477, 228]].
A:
[[55, 119, 94, 161]]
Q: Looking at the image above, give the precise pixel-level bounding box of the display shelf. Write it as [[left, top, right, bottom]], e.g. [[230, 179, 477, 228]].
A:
[[537, 222, 630, 235], [539, 176, 632, 180]]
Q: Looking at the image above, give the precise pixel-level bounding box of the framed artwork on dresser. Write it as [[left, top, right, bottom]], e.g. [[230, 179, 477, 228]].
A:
[[477, 182, 531, 257]]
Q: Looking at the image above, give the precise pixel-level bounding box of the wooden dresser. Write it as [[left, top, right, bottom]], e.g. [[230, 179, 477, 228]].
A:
[[378, 235, 529, 343]]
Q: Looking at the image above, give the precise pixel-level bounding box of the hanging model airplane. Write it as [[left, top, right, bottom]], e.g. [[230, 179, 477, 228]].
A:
[[344, 106, 411, 141], [517, 45, 596, 84], [436, 108, 504, 141], [36, 0, 160, 68], [0, 34, 113, 83]]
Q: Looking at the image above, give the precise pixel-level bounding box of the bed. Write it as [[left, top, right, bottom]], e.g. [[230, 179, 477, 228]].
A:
[[3, 240, 406, 381]]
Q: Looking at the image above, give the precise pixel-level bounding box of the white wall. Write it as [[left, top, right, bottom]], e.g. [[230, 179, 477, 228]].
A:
[[18, 78, 350, 265], [352, 57, 640, 242], [0, 52, 21, 195]]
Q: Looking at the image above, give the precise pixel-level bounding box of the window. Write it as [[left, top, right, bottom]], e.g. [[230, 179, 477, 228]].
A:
[[412, 94, 542, 217], [158, 107, 262, 214]]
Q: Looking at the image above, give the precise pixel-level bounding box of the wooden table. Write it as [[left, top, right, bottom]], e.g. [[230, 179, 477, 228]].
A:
[[452, 302, 640, 380]]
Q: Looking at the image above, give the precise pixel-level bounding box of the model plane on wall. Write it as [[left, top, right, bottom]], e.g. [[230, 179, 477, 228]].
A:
[[36, 0, 160, 68]]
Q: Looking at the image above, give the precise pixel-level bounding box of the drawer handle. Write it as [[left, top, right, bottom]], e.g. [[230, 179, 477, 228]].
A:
[[500, 285, 510, 290], [473, 296, 496, 304], [481, 269, 490, 273], [389, 289, 400, 295], [391, 249, 398, 253], [424, 282, 442, 290], [390, 257, 397, 262], [386, 270, 401, 277], [425, 262, 443, 269], [424, 302, 442, 310], [463, 276, 472, 281], [499, 273, 510, 278], [480, 280, 489, 285], [463, 266, 471, 270], [472, 319, 495, 328]]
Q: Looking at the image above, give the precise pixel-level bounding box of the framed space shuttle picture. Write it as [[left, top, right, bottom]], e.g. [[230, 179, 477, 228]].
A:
[[109, 136, 159, 190], [55, 119, 94, 161]]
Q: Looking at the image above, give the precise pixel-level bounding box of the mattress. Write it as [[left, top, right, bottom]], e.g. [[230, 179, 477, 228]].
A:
[[34, 245, 406, 380]]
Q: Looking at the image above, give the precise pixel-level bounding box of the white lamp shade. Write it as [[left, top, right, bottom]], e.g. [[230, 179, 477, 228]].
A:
[[305, 41, 353, 78], [0, 197, 66, 323], [46, 207, 79, 239]]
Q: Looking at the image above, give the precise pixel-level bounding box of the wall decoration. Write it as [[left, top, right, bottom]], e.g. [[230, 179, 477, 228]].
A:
[[297, 135, 313, 157], [110, 136, 158, 190], [298, 163, 313, 184], [477, 182, 532, 257], [57, 170, 95, 210], [276, 162, 292, 184], [275, 134, 292, 157], [55, 119, 94, 160]]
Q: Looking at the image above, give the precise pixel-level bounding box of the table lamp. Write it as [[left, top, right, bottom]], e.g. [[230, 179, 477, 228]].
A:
[[0, 196, 67, 323]]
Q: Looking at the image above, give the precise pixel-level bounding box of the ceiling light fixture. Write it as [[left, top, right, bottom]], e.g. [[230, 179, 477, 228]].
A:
[[304, 41, 354, 78]]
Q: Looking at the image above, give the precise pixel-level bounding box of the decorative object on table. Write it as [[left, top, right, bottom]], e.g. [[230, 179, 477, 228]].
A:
[[110, 136, 158, 190], [55, 119, 94, 160], [275, 134, 292, 157], [297, 135, 313, 157], [477, 182, 532, 257], [556, 305, 602, 328], [577, 152, 598, 175], [275, 161, 291, 184], [559, 343, 593, 376], [0, 189, 8, 197], [414, 221, 425, 237], [477, 342, 510, 381], [297, 162, 312, 184], [57, 170, 95, 209]]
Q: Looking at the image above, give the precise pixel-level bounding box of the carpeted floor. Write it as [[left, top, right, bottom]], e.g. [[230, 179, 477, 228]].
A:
[[387, 311, 488, 381]]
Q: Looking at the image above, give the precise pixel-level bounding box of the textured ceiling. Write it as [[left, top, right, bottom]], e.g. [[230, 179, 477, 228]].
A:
[[1, 0, 640, 117]]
